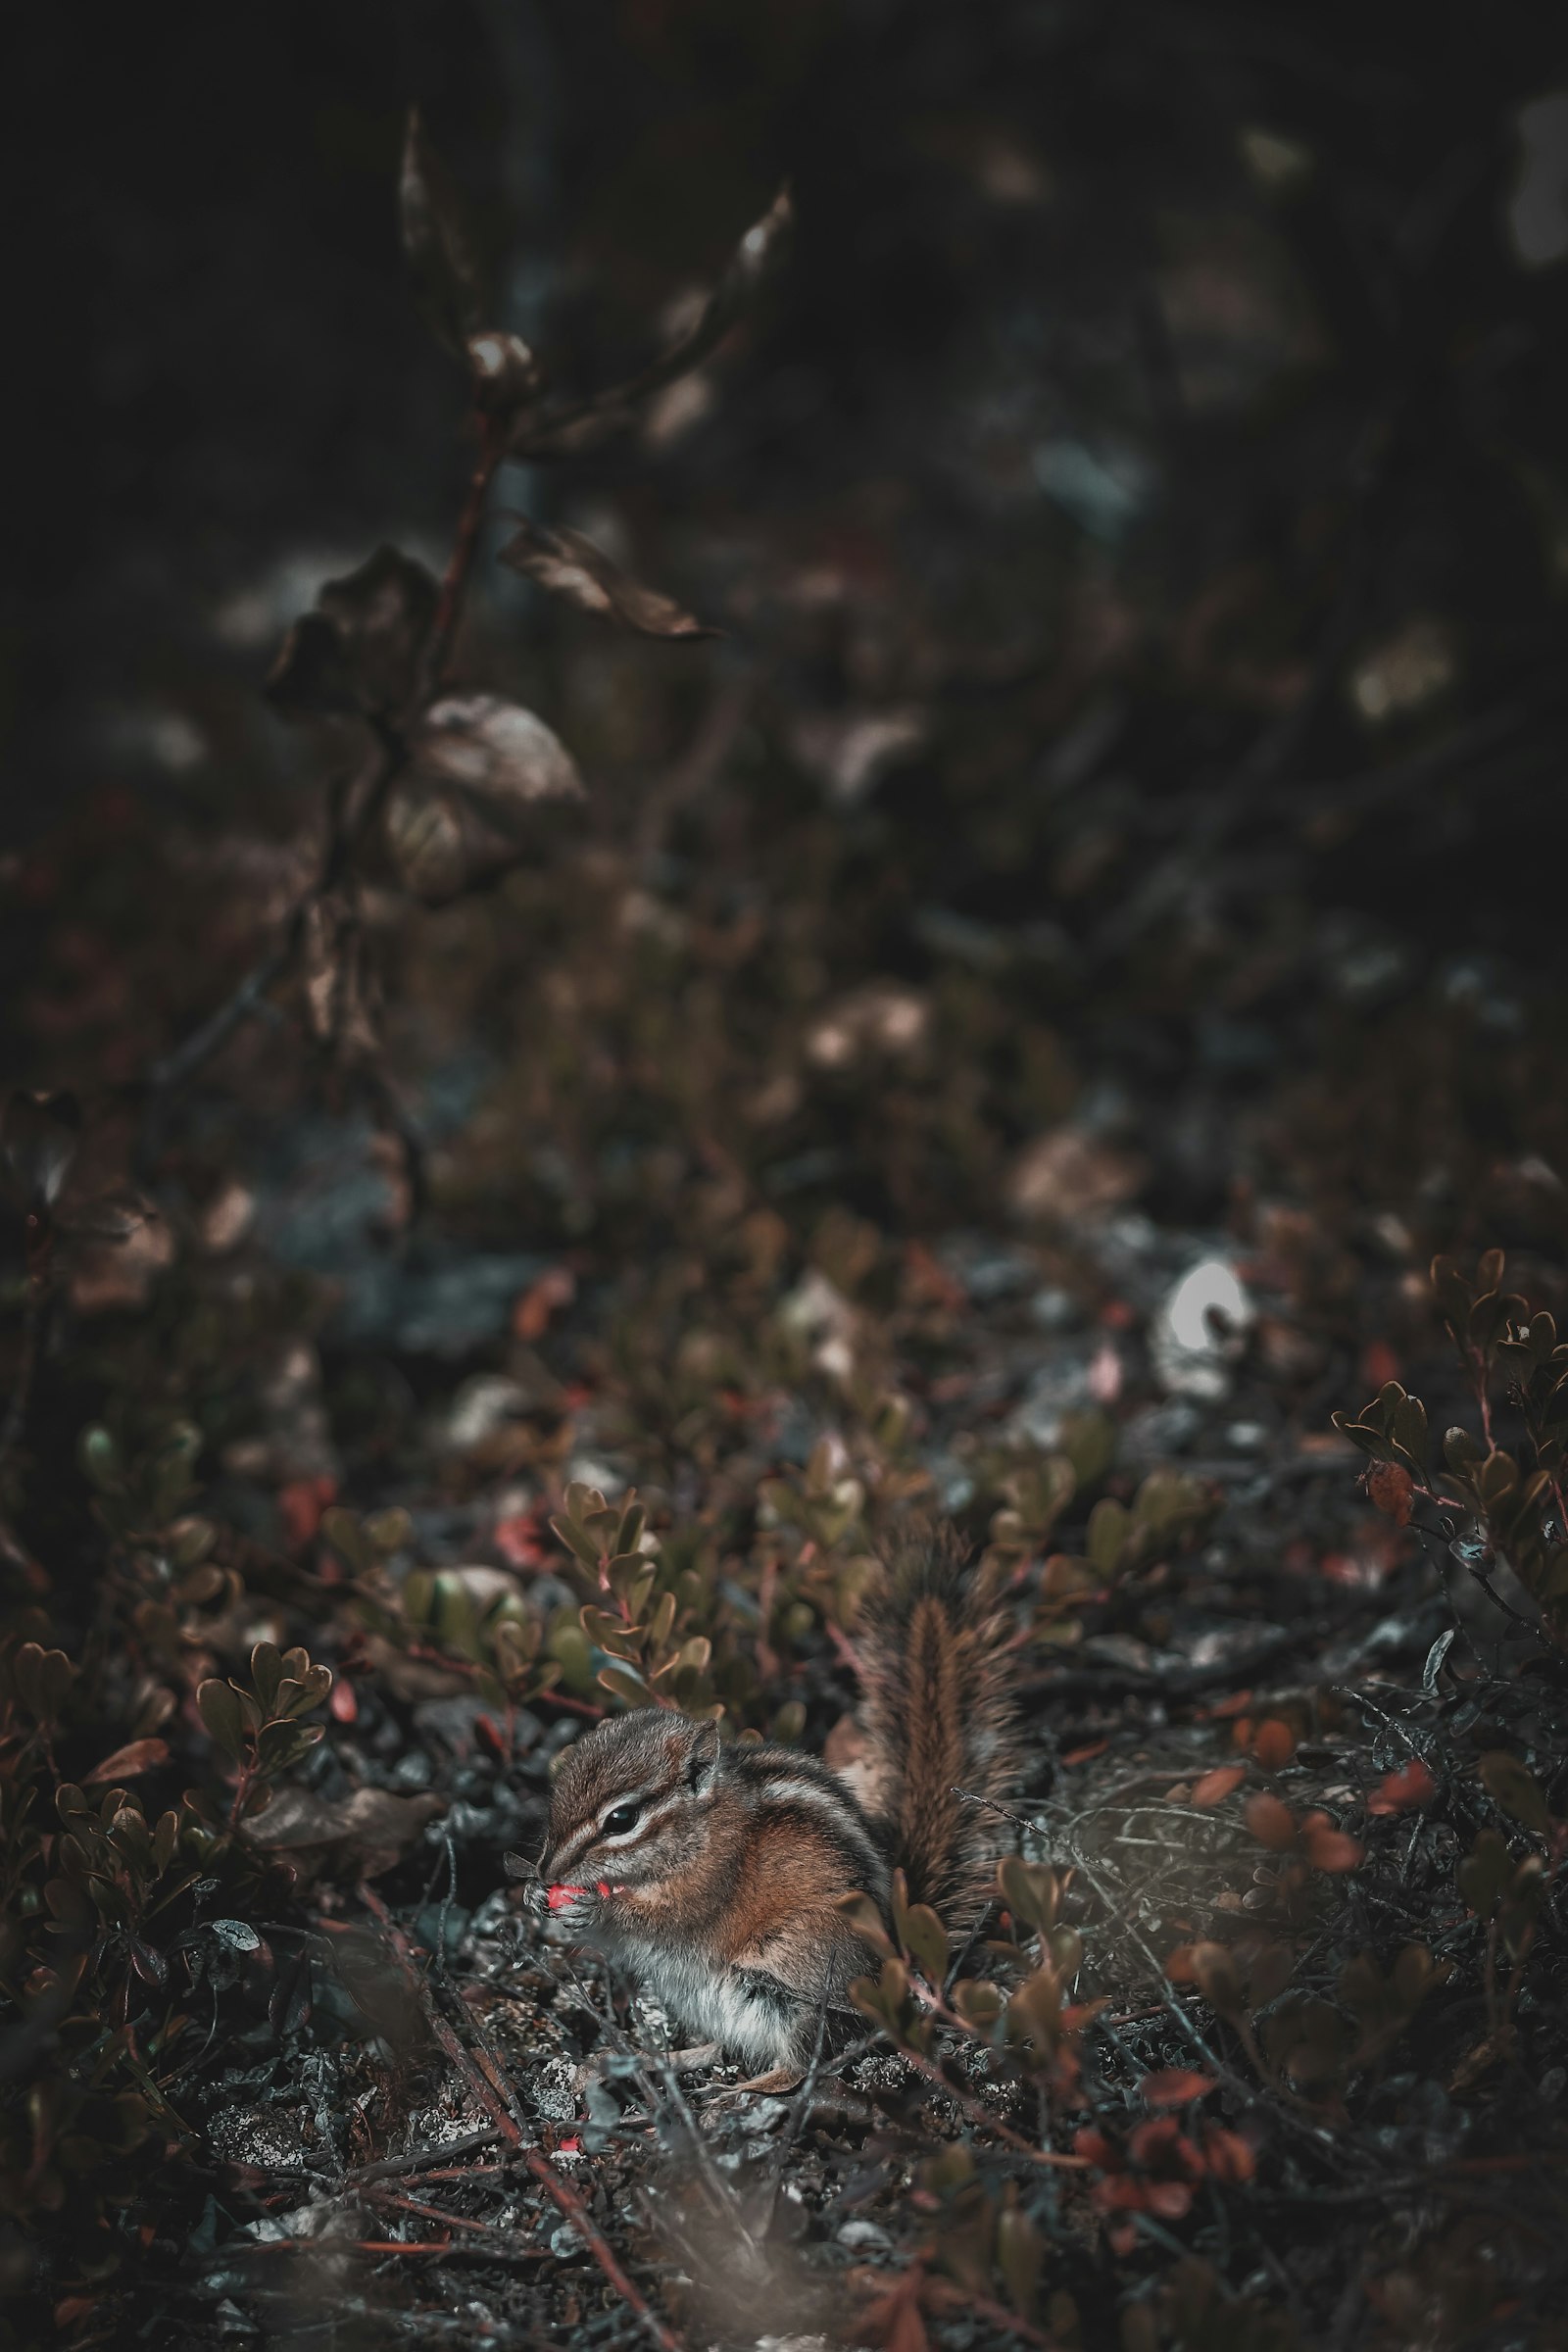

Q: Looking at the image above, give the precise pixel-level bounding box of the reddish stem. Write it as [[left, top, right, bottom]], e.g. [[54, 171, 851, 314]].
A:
[[426, 411, 505, 688]]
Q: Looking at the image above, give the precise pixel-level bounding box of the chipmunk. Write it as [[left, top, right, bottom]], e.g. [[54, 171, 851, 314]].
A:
[[532, 1532, 1018, 2085]]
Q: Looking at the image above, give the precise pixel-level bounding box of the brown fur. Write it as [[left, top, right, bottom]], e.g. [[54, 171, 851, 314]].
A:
[[532, 1526, 1019, 2068], [856, 1527, 1019, 1916]]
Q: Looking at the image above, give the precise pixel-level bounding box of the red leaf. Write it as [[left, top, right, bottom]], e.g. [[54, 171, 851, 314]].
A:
[[1128, 2117, 1202, 2174], [1061, 1739, 1109, 1767], [1251, 1718, 1297, 1771], [1140, 2069, 1216, 2108], [81, 1738, 170, 1785], [494, 1512, 546, 1570], [1245, 1792, 1299, 1852], [1190, 1765, 1247, 1809], [1200, 2125, 1256, 2182], [1365, 1461, 1414, 1525], [1367, 1758, 1437, 1815], [279, 1476, 336, 1548], [888, 2294, 932, 2352], [1145, 2180, 1197, 2220], [513, 1264, 575, 1343], [1300, 1812, 1363, 1873], [475, 1713, 510, 1763], [329, 1675, 359, 1725]]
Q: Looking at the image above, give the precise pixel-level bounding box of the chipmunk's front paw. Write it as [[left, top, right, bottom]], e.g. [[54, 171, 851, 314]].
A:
[[543, 1878, 613, 1927]]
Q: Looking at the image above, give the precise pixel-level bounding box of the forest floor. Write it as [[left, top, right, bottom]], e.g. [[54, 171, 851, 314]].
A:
[[8, 17, 1568, 2341]]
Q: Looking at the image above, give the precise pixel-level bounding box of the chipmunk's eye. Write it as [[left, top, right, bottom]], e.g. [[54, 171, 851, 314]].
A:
[[602, 1801, 642, 1838]]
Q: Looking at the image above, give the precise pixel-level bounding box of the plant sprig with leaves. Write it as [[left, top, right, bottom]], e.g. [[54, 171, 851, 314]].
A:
[[197, 1639, 332, 1827], [1335, 1249, 1568, 1651], [142, 112, 791, 1196]]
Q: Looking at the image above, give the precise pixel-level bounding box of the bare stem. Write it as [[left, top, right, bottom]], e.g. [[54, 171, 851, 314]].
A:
[[426, 410, 505, 688], [0, 1229, 53, 1471]]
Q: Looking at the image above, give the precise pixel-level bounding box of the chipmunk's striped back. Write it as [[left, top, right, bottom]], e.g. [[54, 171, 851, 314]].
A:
[[530, 1524, 1021, 2079]]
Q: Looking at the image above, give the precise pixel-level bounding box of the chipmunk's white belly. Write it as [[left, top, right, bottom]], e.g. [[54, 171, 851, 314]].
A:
[[620, 1939, 792, 2070]]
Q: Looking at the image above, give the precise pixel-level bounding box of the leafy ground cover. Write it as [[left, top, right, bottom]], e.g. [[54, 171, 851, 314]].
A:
[[5, 10, 1568, 2345]]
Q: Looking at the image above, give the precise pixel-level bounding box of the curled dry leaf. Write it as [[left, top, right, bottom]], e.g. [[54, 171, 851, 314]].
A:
[[385, 692, 586, 905], [267, 545, 439, 720], [498, 516, 717, 639]]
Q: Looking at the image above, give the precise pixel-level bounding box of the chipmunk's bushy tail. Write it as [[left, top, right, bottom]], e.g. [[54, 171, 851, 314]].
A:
[[856, 1525, 1020, 1919]]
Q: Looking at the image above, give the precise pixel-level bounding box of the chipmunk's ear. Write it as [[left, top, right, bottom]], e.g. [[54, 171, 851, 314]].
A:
[[686, 1718, 721, 1792]]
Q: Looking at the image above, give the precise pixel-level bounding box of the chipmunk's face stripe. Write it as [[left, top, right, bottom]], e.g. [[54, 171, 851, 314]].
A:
[[547, 1767, 712, 1876]]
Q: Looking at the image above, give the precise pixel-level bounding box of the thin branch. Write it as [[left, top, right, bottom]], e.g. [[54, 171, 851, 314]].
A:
[[358, 1885, 686, 2352]]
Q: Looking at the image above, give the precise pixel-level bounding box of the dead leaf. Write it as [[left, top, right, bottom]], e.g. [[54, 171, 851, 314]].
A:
[[1008, 1125, 1147, 1224], [244, 1785, 445, 1879], [499, 517, 717, 639], [81, 1738, 171, 1785]]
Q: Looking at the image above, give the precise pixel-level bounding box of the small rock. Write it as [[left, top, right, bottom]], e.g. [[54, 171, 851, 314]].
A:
[[437, 1375, 531, 1453], [837, 2219, 893, 2254], [1151, 1255, 1253, 1399]]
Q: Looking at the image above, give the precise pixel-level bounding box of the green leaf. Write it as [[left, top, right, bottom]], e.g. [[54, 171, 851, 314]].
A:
[[318, 1507, 370, 1572], [771, 1698, 806, 1744], [196, 1679, 247, 1765], [1391, 1393, 1428, 1469], [597, 1661, 656, 1709], [551, 1514, 606, 1575], [1443, 1425, 1485, 1471], [363, 1507, 414, 1557], [901, 1901, 950, 1987], [997, 2207, 1043, 2322], [250, 1642, 284, 1716], [1059, 1410, 1117, 1490], [952, 1978, 1004, 2031], [998, 1855, 1057, 1935], [1087, 1496, 1129, 1579], [835, 1889, 895, 1958], [1458, 1828, 1516, 1917], [256, 1720, 323, 1774], [1479, 1751, 1552, 1836]]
